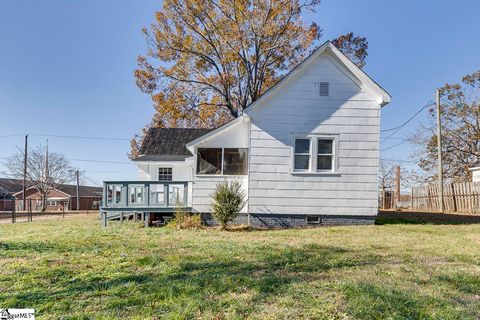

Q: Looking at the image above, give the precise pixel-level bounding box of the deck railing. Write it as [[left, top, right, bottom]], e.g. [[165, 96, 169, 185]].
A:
[[102, 181, 189, 211]]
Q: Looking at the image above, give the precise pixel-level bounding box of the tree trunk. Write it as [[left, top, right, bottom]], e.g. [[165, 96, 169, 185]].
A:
[[41, 196, 47, 212]]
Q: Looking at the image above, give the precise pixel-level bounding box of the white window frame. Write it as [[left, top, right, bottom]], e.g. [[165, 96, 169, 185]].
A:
[[293, 138, 312, 172], [316, 138, 335, 173], [291, 134, 339, 174], [158, 167, 173, 181]]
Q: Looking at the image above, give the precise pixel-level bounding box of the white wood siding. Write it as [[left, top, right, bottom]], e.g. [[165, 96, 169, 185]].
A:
[[136, 161, 193, 181], [247, 52, 381, 216], [192, 120, 249, 213], [192, 176, 248, 213]]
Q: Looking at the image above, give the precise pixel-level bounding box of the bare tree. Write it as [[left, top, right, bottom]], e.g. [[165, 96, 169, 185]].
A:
[[3, 146, 76, 211], [409, 70, 480, 181], [378, 159, 398, 209]]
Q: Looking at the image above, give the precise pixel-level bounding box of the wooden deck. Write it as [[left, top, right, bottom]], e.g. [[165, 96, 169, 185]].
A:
[[100, 180, 191, 227]]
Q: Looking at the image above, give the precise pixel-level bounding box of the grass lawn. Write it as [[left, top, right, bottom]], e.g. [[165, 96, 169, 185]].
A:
[[0, 216, 479, 319]]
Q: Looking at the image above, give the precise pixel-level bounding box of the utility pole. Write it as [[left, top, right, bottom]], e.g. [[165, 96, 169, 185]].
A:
[[22, 134, 28, 212], [76, 170, 80, 211], [395, 165, 401, 208], [436, 89, 444, 213]]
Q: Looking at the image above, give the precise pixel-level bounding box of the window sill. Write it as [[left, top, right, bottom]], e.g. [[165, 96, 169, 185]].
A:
[[290, 171, 341, 176]]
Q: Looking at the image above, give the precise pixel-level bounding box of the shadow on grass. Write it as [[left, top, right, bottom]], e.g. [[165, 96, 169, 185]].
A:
[[342, 282, 473, 319], [4, 244, 383, 317], [377, 211, 480, 225], [436, 272, 480, 294], [375, 217, 426, 225], [0, 241, 63, 255]]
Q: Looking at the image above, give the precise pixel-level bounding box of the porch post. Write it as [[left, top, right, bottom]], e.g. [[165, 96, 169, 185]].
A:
[[164, 183, 169, 207], [124, 184, 129, 207], [101, 210, 107, 228], [144, 212, 150, 228], [103, 182, 108, 208], [183, 182, 188, 207], [145, 183, 150, 207]]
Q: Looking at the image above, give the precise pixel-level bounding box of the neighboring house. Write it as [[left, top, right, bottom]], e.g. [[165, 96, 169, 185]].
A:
[[102, 41, 391, 228], [470, 162, 480, 182], [0, 178, 102, 211]]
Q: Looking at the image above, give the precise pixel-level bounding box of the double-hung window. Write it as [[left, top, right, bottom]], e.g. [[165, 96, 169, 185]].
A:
[[293, 136, 336, 173]]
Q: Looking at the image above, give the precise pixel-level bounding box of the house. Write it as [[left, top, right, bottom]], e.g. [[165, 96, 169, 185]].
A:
[[102, 41, 391, 228], [470, 162, 480, 182], [0, 178, 102, 211]]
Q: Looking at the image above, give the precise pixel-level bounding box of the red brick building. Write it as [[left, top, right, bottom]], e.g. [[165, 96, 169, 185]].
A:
[[0, 178, 102, 211]]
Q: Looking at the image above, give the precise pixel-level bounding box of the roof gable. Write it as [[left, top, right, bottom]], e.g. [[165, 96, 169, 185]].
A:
[[245, 41, 391, 115]]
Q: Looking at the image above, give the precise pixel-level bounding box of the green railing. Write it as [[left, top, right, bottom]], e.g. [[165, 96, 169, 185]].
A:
[[101, 181, 189, 210]]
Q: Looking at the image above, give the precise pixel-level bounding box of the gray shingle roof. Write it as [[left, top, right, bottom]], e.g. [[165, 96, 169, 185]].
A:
[[135, 128, 213, 161], [0, 178, 24, 194]]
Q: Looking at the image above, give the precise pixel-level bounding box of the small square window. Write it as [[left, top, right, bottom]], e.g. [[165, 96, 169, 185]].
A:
[[158, 167, 173, 181], [319, 82, 329, 96]]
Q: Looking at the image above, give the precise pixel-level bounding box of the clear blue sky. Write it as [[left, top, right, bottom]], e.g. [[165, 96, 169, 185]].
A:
[[1, 0, 479, 185]]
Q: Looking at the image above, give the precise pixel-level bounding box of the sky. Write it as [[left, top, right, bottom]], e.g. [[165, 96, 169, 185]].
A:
[[0, 0, 479, 186]]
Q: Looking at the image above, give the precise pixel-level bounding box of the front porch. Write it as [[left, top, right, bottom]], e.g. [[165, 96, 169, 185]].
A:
[[100, 180, 191, 227]]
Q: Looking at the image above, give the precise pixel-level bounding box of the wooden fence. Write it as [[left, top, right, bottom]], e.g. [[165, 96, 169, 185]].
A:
[[411, 182, 480, 214]]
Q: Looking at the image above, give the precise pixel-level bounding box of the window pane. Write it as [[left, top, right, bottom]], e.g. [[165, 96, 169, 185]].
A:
[[223, 148, 248, 175], [294, 155, 310, 170], [317, 155, 333, 170], [295, 139, 310, 154], [158, 167, 173, 181], [317, 139, 333, 154], [197, 148, 222, 174]]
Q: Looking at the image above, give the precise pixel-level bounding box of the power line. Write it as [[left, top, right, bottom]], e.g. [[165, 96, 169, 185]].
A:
[[381, 100, 434, 144], [380, 140, 409, 151], [381, 100, 433, 133], [82, 173, 102, 187], [0, 133, 130, 141], [68, 158, 134, 164], [29, 133, 130, 141], [380, 158, 416, 163], [0, 134, 24, 138]]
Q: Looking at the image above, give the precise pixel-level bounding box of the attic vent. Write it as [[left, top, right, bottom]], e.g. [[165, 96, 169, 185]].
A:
[[319, 82, 329, 96]]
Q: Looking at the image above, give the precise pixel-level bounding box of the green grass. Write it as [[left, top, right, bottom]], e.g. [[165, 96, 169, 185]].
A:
[[1, 216, 480, 319]]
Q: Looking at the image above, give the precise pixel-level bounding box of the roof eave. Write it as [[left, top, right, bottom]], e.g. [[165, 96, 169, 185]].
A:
[[186, 115, 251, 153]]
